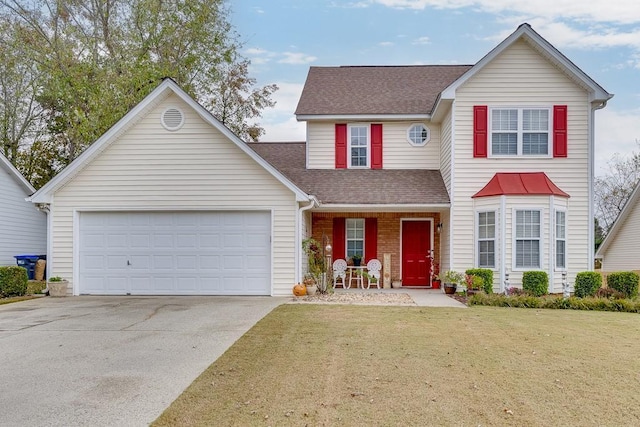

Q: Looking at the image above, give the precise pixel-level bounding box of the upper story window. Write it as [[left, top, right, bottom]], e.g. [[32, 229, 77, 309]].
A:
[[490, 108, 550, 157], [407, 124, 430, 146], [349, 125, 369, 167]]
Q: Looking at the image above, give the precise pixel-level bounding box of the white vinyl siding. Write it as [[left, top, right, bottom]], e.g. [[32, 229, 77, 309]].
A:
[[0, 165, 46, 266], [50, 93, 298, 296], [440, 109, 453, 194], [305, 121, 441, 169], [599, 195, 640, 272], [451, 39, 591, 292]]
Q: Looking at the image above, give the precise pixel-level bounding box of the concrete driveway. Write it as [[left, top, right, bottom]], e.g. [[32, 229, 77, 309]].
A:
[[0, 296, 285, 427]]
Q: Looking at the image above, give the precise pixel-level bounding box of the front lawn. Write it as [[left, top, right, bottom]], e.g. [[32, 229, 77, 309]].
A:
[[153, 305, 640, 426]]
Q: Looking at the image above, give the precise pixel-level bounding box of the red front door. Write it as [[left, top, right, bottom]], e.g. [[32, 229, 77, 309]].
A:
[[401, 221, 432, 286]]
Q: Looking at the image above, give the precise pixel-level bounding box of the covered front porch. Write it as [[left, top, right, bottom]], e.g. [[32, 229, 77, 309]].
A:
[[306, 210, 445, 289]]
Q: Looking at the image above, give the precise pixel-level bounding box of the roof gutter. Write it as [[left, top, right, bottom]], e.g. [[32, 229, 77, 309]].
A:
[[296, 197, 319, 284]]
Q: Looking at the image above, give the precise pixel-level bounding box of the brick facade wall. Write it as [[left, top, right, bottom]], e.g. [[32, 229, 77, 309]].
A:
[[311, 211, 442, 285]]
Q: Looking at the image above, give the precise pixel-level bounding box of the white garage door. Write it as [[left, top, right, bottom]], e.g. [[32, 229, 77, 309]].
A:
[[79, 211, 271, 295]]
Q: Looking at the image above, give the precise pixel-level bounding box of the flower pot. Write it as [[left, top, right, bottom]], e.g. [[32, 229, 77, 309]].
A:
[[48, 280, 68, 297], [443, 283, 457, 295], [306, 284, 317, 296], [353, 258, 362, 266], [392, 281, 402, 289]]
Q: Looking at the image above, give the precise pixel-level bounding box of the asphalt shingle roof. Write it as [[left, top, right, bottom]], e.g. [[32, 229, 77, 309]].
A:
[[248, 142, 450, 205], [295, 65, 472, 116]]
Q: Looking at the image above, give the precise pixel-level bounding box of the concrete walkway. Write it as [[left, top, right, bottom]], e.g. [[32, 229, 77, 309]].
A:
[[334, 288, 467, 307]]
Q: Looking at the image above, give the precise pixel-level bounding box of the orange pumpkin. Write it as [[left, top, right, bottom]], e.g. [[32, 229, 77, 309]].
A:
[[293, 283, 307, 296]]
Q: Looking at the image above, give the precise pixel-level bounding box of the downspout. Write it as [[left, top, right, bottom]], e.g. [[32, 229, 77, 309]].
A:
[[297, 197, 317, 284], [500, 195, 506, 293], [588, 100, 608, 270], [35, 202, 52, 286]]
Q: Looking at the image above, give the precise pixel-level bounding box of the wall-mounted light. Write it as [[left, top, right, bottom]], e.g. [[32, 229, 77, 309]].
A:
[[436, 222, 443, 234]]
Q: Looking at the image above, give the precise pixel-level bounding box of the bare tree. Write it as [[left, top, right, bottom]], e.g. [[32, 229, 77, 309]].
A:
[[594, 142, 640, 234]]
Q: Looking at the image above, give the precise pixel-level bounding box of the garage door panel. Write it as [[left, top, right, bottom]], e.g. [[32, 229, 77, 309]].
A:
[[199, 255, 220, 270], [176, 234, 198, 248], [106, 255, 128, 269], [199, 234, 220, 248], [79, 211, 271, 295], [130, 234, 150, 248], [153, 234, 174, 248]]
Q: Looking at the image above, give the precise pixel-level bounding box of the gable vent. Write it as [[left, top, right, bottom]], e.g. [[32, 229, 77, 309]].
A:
[[161, 107, 184, 131]]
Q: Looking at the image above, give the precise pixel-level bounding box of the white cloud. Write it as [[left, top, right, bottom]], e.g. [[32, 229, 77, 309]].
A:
[[371, 1, 640, 51], [595, 107, 640, 175], [372, 0, 640, 24], [378, 41, 395, 47], [278, 52, 318, 65], [259, 82, 306, 141], [412, 36, 431, 45]]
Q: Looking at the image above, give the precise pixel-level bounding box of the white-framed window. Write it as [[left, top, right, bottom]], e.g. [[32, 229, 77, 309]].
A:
[[346, 218, 365, 259], [477, 211, 496, 268], [514, 209, 541, 269], [555, 210, 566, 269], [490, 107, 550, 157], [348, 125, 369, 167], [407, 123, 430, 146]]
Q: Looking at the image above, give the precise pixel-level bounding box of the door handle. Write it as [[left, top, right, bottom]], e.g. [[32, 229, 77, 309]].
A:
[[127, 260, 131, 266]]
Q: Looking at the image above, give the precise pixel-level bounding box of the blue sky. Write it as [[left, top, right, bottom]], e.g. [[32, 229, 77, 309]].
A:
[[231, 0, 640, 175]]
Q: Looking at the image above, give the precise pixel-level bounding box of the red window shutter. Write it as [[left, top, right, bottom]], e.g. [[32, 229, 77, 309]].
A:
[[332, 218, 346, 261], [553, 105, 568, 158], [335, 124, 347, 169], [473, 106, 488, 158], [365, 218, 377, 262], [371, 124, 383, 169]]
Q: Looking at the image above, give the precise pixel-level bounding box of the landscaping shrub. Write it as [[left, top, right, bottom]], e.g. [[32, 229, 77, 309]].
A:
[[0, 266, 28, 297], [465, 268, 493, 294], [522, 271, 548, 296], [574, 271, 602, 298], [607, 272, 640, 299], [468, 293, 640, 313]]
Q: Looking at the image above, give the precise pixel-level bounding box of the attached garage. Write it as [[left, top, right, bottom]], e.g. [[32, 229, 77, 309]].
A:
[[79, 211, 271, 295], [28, 79, 310, 296]]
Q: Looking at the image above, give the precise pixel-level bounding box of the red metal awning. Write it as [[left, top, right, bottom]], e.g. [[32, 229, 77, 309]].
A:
[[472, 172, 570, 198]]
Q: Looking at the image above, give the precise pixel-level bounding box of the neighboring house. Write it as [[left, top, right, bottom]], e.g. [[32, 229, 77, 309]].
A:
[[0, 153, 46, 266], [29, 23, 611, 296], [595, 181, 640, 271]]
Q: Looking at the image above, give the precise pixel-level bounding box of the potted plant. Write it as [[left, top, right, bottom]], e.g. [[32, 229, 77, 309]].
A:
[[391, 277, 402, 288], [465, 274, 484, 296], [437, 270, 464, 295], [47, 276, 68, 297], [303, 273, 317, 296], [351, 253, 362, 267]]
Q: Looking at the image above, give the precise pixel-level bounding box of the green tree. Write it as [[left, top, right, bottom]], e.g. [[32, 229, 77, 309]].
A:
[[0, 0, 277, 186]]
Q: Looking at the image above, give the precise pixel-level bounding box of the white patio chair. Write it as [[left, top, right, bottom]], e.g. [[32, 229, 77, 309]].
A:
[[365, 258, 382, 289], [333, 259, 348, 289]]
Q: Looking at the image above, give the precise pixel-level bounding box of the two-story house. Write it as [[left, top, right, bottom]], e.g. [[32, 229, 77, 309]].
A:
[[29, 24, 611, 296], [257, 23, 612, 293]]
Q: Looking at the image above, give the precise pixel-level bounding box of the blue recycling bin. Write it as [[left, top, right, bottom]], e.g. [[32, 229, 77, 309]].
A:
[[14, 255, 45, 280]]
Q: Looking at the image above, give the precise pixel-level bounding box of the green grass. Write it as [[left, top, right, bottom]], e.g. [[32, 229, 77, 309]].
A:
[[153, 305, 640, 426]]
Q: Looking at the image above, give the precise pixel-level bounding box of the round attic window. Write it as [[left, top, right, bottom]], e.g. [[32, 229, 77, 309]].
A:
[[161, 107, 184, 131]]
